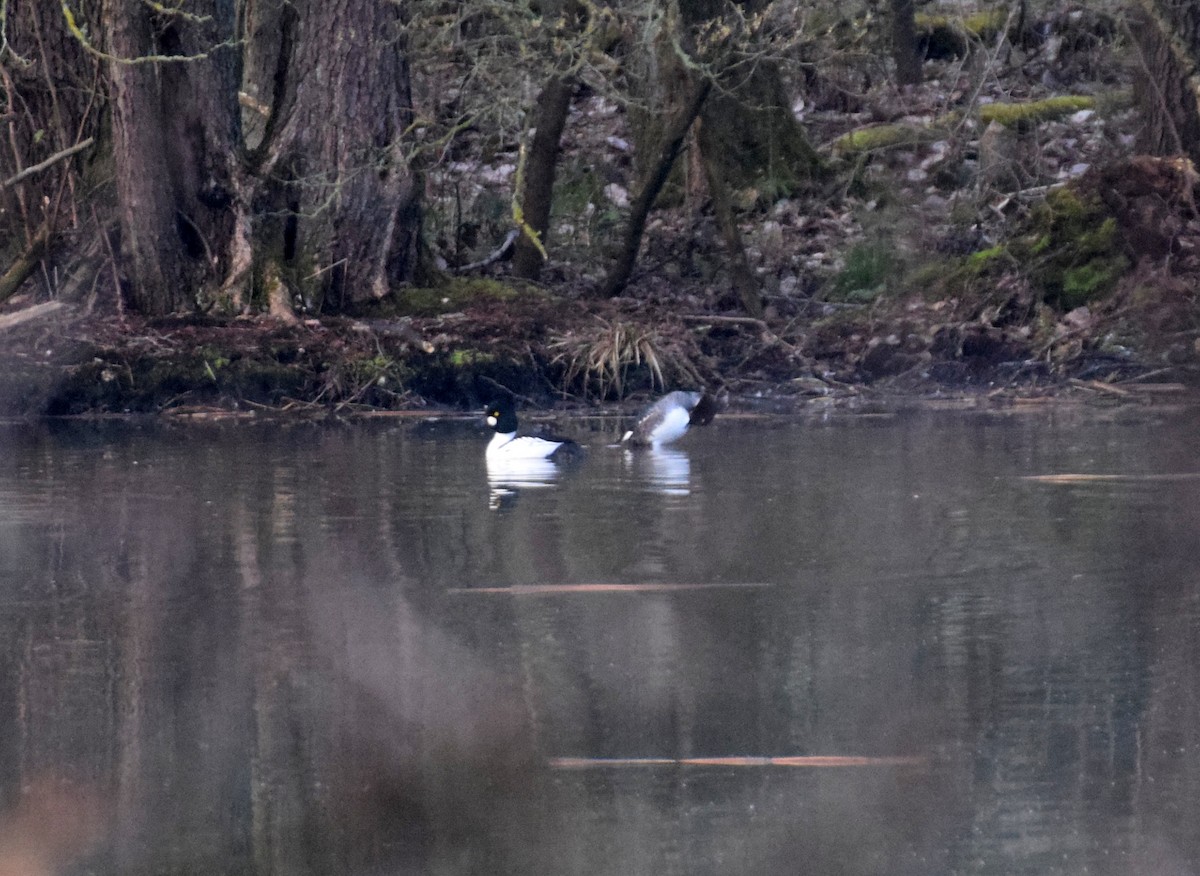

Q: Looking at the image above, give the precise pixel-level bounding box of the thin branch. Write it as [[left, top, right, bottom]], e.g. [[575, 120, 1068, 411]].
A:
[[139, 0, 212, 24], [453, 229, 518, 273], [680, 314, 768, 328], [1, 136, 94, 189], [61, 2, 238, 64]]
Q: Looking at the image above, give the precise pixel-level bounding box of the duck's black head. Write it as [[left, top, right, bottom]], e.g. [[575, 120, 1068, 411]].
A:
[[687, 392, 719, 426], [484, 398, 519, 433]]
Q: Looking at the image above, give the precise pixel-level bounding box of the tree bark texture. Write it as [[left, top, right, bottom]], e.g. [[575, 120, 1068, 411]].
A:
[[512, 76, 575, 280], [159, 0, 244, 290], [1129, 1, 1200, 164], [512, 0, 585, 281], [103, 0, 242, 314], [891, 0, 923, 85], [104, 0, 187, 312], [0, 0, 98, 200], [4, 0, 420, 315], [251, 0, 419, 311]]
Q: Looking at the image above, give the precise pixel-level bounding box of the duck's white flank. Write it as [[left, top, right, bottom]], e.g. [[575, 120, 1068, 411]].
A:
[[643, 404, 692, 446], [487, 431, 566, 460], [623, 390, 709, 447]]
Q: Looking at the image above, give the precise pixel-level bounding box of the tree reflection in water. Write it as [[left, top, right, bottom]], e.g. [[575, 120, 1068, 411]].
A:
[[0, 411, 1198, 875]]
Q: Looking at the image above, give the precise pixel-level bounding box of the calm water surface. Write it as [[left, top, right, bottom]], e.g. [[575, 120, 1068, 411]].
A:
[[1, 405, 1199, 875]]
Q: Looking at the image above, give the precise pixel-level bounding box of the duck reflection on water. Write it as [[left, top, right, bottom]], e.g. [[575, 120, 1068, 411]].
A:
[[624, 446, 693, 496], [486, 455, 565, 509]]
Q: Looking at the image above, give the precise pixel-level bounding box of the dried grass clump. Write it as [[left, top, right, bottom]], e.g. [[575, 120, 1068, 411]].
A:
[[549, 317, 706, 399]]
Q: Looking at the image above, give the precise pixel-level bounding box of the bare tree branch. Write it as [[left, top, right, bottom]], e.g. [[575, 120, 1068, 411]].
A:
[[1, 136, 93, 189]]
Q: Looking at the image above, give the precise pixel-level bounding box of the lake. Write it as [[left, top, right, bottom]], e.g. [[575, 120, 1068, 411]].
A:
[[1, 402, 1199, 875]]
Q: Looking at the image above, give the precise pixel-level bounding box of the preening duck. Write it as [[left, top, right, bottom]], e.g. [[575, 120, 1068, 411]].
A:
[[621, 391, 718, 447], [485, 398, 581, 460]]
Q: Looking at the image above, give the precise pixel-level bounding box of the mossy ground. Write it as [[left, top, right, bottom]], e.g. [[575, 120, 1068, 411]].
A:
[[365, 277, 543, 318]]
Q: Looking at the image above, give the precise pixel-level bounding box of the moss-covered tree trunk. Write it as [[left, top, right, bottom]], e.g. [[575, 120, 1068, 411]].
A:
[[670, 0, 823, 197], [248, 0, 420, 312], [513, 0, 584, 281], [696, 64, 822, 201], [512, 76, 575, 280]]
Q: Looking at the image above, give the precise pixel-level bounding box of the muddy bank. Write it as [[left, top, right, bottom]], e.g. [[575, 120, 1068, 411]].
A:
[[1, 277, 1197, 419]]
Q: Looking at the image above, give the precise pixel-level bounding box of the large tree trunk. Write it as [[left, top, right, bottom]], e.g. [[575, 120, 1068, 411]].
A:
[[103, 0, 242, 314], [697, 62, 822, 200], [250, 0, 420, 312], [674, 0, 823, 198], [104, 2, 186, 313], [7, 1, 420, 316], [1128, 2, 1200, 164], [159, 0, 246, 307]]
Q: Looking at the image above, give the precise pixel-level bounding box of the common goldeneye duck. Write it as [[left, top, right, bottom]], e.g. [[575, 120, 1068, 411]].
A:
[[621, 391, 717, 447], [485, 398, 581, 460]]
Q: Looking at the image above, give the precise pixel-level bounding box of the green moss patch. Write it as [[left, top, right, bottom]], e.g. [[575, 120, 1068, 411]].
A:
[[1024, 190, 1128, 309], [980, 95, 1095, 129], [902, 185, 1130, 313], [833, 124, 940, 154], [913, 9, 1008, 59], [830, 242, 897, 302]]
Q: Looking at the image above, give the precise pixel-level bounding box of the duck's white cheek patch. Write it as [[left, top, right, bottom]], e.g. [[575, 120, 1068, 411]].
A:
[[487, 416, 497, 426]]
